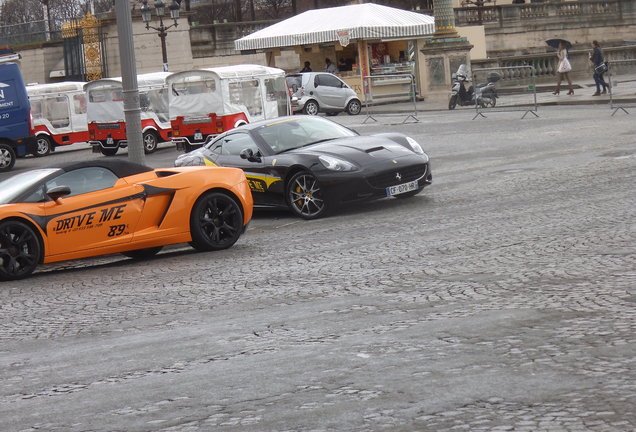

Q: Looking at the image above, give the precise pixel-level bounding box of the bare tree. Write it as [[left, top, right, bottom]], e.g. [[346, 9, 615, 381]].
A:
[[0, 0, 45, 25]]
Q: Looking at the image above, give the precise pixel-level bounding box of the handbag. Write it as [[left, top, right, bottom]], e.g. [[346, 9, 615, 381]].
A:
[[595, 62, 608, 74], [558, 58, 572, 73]]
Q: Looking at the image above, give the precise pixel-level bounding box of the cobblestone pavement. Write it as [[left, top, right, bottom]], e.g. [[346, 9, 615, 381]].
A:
[[0, 106, 635, 432]]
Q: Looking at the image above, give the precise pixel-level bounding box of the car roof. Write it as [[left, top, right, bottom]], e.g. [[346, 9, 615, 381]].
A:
[[54, 159, 153, 179]]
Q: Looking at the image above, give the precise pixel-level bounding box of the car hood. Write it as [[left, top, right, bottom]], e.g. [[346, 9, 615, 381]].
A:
[[288, 135, 415, 164]]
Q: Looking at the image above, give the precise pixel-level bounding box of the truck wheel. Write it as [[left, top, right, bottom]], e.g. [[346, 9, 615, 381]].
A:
[[0, 143, 16, 172], [143, 131, 159, 154], [35, 135, 52, 157]]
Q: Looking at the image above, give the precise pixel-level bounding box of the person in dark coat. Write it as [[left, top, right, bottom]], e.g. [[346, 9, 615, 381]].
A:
[[300, 61, 312, 73], [589, 40, 609, 96]]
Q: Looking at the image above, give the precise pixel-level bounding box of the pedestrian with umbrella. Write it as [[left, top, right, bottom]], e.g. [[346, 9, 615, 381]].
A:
[[547, 39, 574, 95]]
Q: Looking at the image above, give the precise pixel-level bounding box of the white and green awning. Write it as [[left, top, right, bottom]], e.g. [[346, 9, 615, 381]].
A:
[[235, 3, 435, 51]]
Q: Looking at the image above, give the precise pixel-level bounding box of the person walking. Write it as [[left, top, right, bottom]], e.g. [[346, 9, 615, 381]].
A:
[[589, 40, 609, 96], [554, 41, 574, 95]]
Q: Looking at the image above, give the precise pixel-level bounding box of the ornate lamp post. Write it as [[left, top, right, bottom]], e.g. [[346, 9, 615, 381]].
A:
[[140, 0, 181, 71]]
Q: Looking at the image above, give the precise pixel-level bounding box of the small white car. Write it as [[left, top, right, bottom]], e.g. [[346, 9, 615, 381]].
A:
[[286, 72, 362, 116]]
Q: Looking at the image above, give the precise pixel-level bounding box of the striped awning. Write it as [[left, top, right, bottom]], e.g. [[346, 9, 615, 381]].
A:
[[235, 3, 435, 51]]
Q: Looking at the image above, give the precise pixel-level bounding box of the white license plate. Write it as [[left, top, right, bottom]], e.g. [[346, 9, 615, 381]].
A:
[[106, 137, 114, 145], [386, 180, 418, 196], [194, 132, 203, 141]]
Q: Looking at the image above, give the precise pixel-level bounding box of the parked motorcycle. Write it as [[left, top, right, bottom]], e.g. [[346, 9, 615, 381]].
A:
[[448, 65, 500, 110]]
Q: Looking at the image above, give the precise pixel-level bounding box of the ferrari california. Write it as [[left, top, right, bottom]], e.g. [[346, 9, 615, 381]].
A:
[[174, 116, 432, 219], [0, 159, 253, 280]]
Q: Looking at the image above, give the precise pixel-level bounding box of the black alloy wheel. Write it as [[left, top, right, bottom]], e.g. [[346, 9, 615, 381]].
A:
[[0, 143, 16, 172], [303, 100, 319, 115], [0, 220, 41, 281], [189, 191, 243, 251], [122, 246, 163, 259], [346, 99, 362, 115], [286, 171, 327, 219], [143, 131, 159, 154], [35, 135, 52, 157]]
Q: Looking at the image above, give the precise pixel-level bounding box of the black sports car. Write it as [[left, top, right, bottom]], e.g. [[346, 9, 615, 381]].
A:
[[174, 116, 432, 219]]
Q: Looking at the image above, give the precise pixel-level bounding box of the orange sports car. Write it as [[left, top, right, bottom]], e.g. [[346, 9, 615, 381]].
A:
[[0, 159, 253, 280]]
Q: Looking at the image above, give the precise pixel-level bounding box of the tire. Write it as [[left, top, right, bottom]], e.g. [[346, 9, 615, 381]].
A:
[[448, 95, 458, 110], [490, 97, 497, 108], [0, 143, 16, 172], [346, 99, 362, 115], [394, 189, 423, 199], [100, 146, 118, 156], [35, 135, 52, 157], [286, 171, 328, 220], [122, 246, 163, 260], [189, 191, 244, 252], [0, 220, 41, 281], [303, 100, 319, 115], [143, 131, 159, 154]]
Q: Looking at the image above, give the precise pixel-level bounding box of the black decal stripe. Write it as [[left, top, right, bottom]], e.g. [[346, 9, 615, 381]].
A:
[[21, 191, 147, 235], [141, 184, 178, 227]]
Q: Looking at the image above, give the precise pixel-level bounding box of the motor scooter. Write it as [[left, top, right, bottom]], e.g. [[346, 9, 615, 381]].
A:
[[448, 65, 500, 110]]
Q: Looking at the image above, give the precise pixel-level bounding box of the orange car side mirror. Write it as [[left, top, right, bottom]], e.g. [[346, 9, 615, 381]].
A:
[[47, 185, 71, 203]]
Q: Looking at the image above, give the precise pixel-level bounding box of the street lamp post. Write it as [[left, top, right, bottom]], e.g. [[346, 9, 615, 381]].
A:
[[140, 0, 181, 72]]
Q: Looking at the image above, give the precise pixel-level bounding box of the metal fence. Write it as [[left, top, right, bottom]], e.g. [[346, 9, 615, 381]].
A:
[[607, 59, 636, 115], [362, 74, 419, 125], [471, 65, 539, 120]]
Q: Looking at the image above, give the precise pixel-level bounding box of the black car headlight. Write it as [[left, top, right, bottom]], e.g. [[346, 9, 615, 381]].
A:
[[318, 155, 356, 171], [405, 137, 425, 155]]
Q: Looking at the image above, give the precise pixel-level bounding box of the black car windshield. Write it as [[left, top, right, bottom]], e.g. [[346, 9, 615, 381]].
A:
[[0, 169, 60, 204], [254, 117, 357, 154]]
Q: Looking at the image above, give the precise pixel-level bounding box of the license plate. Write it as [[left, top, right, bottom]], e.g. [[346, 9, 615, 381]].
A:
[[386, 180, 418, 196], [194, 132, 203, 141], [106, 137, 114, 145]]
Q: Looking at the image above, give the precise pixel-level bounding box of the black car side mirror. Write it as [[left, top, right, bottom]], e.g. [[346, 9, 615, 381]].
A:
[[47, 185, 71, 202], [240, 148, 261, 162]]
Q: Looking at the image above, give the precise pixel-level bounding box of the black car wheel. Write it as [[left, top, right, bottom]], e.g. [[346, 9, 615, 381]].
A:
[[0, 143, 16, 172], [0, 220, 41, 281], [286, 171, 327, 220], [143, 131, 159, 154], [303, 100, 319, 115], [189, 191, 243, 251], [100, 146, 118, 156], [346, 99, 362, 115], [448, 95, 458, 110], [122, 246, 163, 259], [35, 135, 52, 157]]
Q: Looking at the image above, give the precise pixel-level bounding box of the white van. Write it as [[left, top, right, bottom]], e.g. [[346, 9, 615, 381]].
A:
[[27, 81, 88, 156], [167, 65, 289, 151], [85, 72, 171, 156]]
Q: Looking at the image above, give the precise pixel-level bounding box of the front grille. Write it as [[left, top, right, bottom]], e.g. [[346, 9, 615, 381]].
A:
[[367, 164, 427, 188], [97, 124, 121, 130]]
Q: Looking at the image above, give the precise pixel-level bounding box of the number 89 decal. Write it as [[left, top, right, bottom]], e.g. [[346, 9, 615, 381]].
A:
[[108, 224, 127, 237]]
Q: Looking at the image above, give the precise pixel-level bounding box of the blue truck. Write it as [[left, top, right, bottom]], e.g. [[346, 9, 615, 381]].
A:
[[0, 59, 38, 172]]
